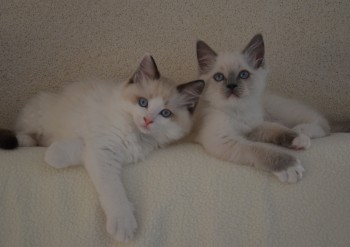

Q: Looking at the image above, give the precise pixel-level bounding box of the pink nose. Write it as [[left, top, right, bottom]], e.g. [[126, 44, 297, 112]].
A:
[[143, 117, 154, 126]]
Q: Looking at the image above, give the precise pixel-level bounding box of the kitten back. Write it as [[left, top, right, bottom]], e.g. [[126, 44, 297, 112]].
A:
[[0, 129, 18, 149]]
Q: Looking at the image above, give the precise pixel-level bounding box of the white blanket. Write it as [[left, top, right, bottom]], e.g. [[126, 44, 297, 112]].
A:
[[1, 134, 350, 247]]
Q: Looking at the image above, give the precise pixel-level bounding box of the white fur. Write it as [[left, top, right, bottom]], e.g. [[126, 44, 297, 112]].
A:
[[263, 92, 330, 138], [15, 64, 200, 241], [193, 52, 268, 146], [45, 138, 83, 168], [14, 80, 147, 241]]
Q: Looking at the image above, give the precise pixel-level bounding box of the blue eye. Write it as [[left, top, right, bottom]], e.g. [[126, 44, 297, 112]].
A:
[[160, 109, 172, 118], [213, 73, 225, 82], [239, 70, 250, 79], [138, 97, 148, 108]]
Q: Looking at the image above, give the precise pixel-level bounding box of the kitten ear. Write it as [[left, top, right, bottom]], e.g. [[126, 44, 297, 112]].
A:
[[177, 80, 205, 114], [130, 53, 160, 84], [242, 34, 265, 69], [196, 40, 217, 75]]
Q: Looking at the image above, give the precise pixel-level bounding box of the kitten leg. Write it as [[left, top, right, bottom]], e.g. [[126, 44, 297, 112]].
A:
[[44, 138, 83, 169], [203, 137, 304, 183], [84, 143, 137, 242], [263, 93, 330, 139], [247, 122, 311, 150]]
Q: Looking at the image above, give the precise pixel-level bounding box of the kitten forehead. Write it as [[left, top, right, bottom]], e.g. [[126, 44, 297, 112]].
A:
[[148, 97, 165, 112], [149, 97, 164, 105], [217, 52, 248, 72], [124, 76, 176, 100]]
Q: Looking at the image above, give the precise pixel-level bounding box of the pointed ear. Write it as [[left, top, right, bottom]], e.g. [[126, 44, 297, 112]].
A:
[[130, 54, 160, 84], [242, 34, 265, 69], [196, 40, 217, 75], [177, 80, 205, 114]]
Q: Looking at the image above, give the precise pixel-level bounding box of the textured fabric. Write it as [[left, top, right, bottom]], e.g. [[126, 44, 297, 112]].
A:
[[0, 0, 349, 129], [1, 134, 350, 247]]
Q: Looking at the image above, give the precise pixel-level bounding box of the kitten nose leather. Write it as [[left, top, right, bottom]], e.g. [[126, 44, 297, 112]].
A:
[[226, 84, 237, 90], [143, 117, 154, 126]]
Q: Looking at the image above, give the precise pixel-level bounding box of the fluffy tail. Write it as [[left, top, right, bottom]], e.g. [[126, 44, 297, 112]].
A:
[[330, 121, 350, 133], [0, 129, 18, 149]]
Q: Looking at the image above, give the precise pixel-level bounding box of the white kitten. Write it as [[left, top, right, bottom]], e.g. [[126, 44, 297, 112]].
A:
[[11, 54, 205, 241], [192, 34, 332, 183]]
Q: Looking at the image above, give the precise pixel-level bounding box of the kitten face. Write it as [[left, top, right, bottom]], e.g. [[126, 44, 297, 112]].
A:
[[123, 54, 204, 144], [197, 35, 268, 108]]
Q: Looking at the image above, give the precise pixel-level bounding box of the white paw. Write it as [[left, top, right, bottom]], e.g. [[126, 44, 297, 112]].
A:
[[44, 138, 83, 169], [45, 146, 72, 169], [273, 160, 305, 183], [106, 206, 138, 242], [291, 133, 311, 150]]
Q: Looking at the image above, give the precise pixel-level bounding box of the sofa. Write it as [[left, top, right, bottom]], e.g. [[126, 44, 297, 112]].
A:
[[1, 1, 349, 246]]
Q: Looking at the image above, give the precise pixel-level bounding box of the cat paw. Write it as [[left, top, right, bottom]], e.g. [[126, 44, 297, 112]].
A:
[[44, 138, 83, 169], [273, 159, 304, 183], [106, 207, 138, 242], [290, 133, 311, 150], [45, 146, 72, 169]]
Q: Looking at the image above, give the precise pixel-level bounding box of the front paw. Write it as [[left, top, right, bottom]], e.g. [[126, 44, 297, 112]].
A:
[[106, 206, 138, 242], [273, 159, 304, 183], [290, 133, 311, 150]]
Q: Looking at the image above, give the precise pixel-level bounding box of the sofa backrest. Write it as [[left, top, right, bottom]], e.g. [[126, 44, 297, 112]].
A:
[[1, 0, 349, 128]]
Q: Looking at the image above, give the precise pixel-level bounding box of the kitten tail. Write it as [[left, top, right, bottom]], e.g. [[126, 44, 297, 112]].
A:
[[330, 121, 350, 133], [0, 129, 18, 149]]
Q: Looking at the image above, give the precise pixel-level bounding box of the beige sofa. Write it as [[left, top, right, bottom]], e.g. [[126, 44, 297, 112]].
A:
[[1, 1, 349, 246]]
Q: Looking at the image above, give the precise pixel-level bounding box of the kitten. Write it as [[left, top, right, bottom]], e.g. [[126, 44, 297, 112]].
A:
[[0, 54, 205, 242], [193, 34, 334, 183]]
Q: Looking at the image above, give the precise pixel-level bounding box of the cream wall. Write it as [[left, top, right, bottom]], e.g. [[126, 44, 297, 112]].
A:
[[1, 0, 349, 128]]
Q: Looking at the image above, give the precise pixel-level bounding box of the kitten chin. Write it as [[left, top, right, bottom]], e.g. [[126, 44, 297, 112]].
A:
[[138, 125, 151, 133]]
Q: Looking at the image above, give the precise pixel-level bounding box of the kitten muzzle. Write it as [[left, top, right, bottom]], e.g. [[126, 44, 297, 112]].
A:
[[224, 84, 241, 98], [143, 117, 154, 127], [226, 83, 238, 90]]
